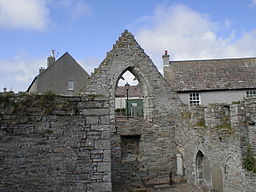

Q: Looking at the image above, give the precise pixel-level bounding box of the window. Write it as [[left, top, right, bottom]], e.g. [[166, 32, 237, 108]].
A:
[[190, 93, 200, 106], [246, 90, 256, 97], [121, 135, 141, 160], [67, 80, 74, 91]]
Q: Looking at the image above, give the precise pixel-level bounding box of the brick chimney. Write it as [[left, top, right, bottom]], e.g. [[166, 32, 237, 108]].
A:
[[162, 50, 170, 66], [47, 50, 56, 68]]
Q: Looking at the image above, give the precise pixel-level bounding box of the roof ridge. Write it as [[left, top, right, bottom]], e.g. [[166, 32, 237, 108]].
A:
[[172, 57, 256, 63]]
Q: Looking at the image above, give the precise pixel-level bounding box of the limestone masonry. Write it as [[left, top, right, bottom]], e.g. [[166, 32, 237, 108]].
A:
[[0, 30, 255, 192]]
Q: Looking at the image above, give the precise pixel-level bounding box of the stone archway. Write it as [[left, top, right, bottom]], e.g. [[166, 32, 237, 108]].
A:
[[223, 155, 243, 191], [113, 66, 149, 119], [81, 30, 181, 191]]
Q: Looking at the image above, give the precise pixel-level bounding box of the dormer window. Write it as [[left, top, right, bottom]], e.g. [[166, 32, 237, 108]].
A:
[[68, 80, 74, 91]]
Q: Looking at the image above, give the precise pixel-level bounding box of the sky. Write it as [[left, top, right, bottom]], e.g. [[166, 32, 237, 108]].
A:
[[0, 0, 256, 92]]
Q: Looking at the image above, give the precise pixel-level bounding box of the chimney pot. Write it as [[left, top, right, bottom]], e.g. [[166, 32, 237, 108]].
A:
[[162, 50, 170, 66], [47, 50, 56, 68]]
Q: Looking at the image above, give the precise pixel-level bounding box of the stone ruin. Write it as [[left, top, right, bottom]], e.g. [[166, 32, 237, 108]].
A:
[[0, 30, 255, 192]]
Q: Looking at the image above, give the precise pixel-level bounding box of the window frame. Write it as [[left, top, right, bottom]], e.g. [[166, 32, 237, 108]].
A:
[[246, 90, 256, 97], [189, 92, 201, 106], [67, 80, 74, 91]]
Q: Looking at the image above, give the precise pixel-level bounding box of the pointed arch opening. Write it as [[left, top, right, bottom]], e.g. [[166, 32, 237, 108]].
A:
[[196, 150, 204, 184], [195, 150, 211, 187], [114, 66, 149, 120]]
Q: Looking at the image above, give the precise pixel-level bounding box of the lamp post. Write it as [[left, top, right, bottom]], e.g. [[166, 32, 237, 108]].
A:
[[125, 82, 130, 118]]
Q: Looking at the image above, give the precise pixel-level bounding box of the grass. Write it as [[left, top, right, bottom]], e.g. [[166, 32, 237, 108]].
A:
[[244, 144, 256, 173], [182, 111, 191, 120], [232, 101, 241, 105], [195, 118, 206, 128]]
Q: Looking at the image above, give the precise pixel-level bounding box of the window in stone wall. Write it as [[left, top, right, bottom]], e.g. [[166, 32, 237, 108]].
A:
[[121, 135, 141, 160], [190, 93, 200, 106], [246, 90, 256, 97], [67, 80, 74, 91], [115, 70, 143, 117]]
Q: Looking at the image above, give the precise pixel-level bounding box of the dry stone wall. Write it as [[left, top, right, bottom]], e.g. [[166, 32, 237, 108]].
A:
[[0, 94, 112, 192]]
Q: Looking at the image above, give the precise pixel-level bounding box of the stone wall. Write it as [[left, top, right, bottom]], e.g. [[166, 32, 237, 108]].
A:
[[0, 94, 112, 192], [176, 99, 256, 192], [81, 30, 181, 191]]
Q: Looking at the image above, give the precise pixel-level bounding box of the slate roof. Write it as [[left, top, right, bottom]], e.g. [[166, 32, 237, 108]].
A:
[[115, 85, 142, 97], [164, 57, 256, 92], [27, 52, 90, 92]]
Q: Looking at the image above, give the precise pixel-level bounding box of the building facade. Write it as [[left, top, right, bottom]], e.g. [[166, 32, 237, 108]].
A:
[[27, 52, 91, 96], [163, 52, 256, 106]]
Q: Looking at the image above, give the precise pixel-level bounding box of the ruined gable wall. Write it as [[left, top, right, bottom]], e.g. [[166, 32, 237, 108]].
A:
[[0, 94, 112, 192], [81, 30, 182, 190], [176, 99, 256, 192]]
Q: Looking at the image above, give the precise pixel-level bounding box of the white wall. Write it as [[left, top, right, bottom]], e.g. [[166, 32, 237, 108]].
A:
[[178, 90, 248, 106]]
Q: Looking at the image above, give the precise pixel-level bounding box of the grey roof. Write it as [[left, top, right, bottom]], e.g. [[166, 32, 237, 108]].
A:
[[164, 57, 256, 92], [27, 52, 90, 92], [115, 85, 142, 98]]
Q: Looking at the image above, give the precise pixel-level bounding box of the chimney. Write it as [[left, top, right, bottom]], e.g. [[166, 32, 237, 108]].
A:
[[39, 67, 46, 74], [47, 50, 56, 68], [162, 50, 170, 66]]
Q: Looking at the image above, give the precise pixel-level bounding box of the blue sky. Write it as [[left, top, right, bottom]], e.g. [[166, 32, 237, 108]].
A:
[[1, 0, 256, 92]]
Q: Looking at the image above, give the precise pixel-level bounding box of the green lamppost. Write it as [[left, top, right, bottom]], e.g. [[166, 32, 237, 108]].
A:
[[125, 82, 130, 118]]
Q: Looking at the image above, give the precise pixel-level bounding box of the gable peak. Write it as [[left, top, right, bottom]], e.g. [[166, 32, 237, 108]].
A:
[[106, 30, 144, 55]]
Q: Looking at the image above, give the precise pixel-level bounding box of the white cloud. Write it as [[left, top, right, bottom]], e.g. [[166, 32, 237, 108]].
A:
[[0, 56, 45, 92], [78, 57, 100, 76], [0, 0, 50, 30], [134, 4, 256, 69]]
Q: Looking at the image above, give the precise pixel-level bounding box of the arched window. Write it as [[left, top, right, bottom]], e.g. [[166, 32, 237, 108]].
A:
[[196, 150, 204, 184], [115, 69, 143, 118]]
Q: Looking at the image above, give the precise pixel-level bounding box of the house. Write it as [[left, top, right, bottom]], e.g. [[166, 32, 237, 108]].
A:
[[27, 51, 90, 96], [163, 51, 256, 106]]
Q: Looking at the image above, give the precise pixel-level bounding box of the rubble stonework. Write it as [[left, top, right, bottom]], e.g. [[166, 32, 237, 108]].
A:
[[0, 94, 112, 192], [81, 30, 181, 190], [0, 30, 256, 192], [176, 100, 256, 192]]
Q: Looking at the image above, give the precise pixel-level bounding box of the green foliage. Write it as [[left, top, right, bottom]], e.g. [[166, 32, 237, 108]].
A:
[[214, 122, 233, 135], [39, 92, 56, 114], [0, 92, 15, 107], [115, 108, 125, 112], [115, 108, 126, 116], [232, 101, 241, 104], [215, 122, 231, 129], [0, 92, 57, 115], [244, 144, 256, 173], [195, 118, 206, 128], [86, 94, 104, 100], [182, 111, 191, 120]]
